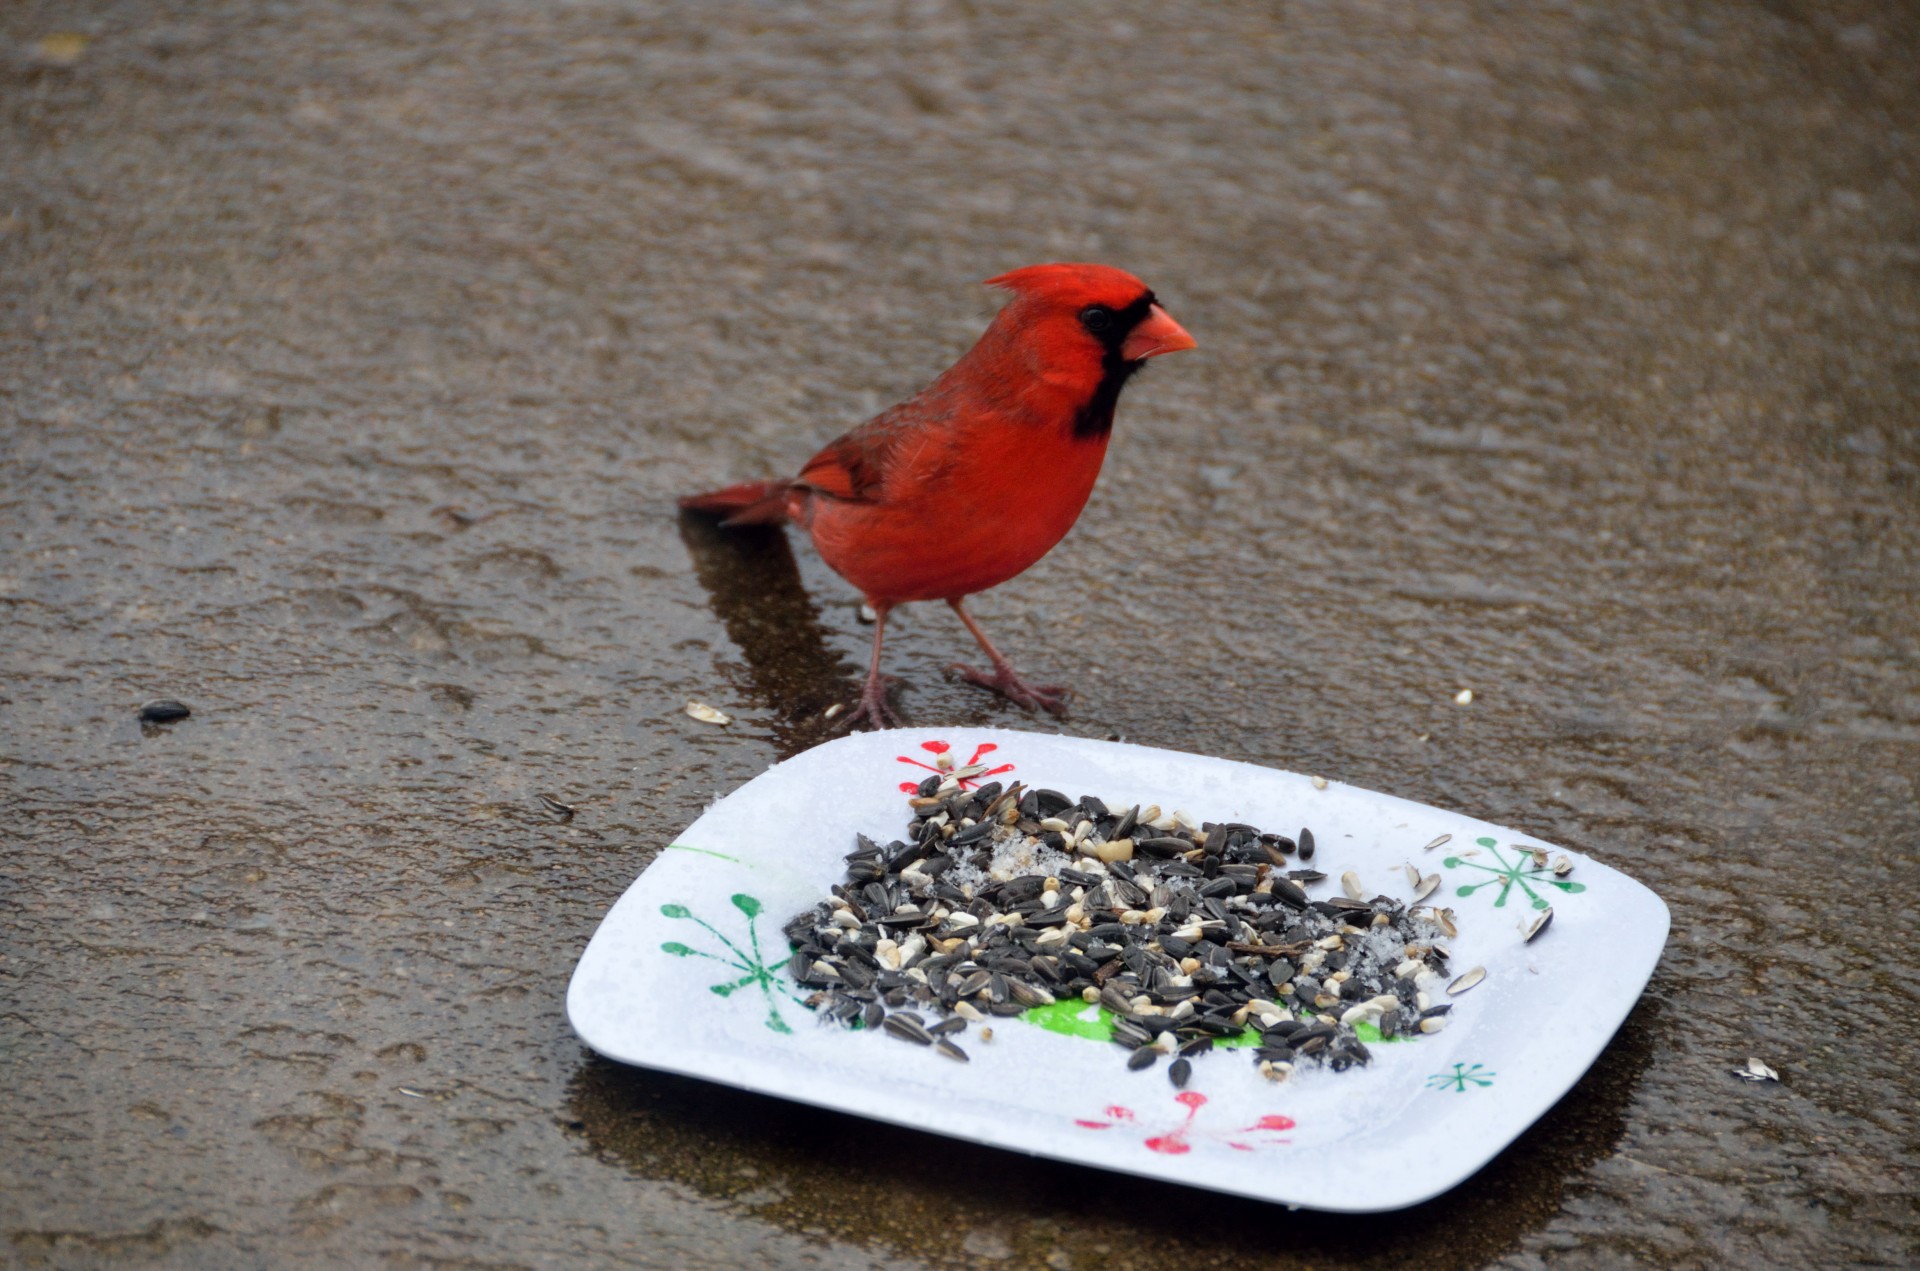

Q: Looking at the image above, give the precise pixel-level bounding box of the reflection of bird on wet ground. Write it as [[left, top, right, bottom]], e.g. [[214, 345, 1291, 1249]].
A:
[[680, 263, 1196, 728]]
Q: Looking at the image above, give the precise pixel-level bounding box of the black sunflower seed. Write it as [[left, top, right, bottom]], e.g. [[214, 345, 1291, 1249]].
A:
[[950, 819, 997, 847], [882, 1014, 933, 1045], [1034, 789, 1072, 815]]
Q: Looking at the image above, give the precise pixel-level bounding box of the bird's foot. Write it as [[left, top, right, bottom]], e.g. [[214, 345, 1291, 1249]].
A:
[[947, 662, 1071, 718], [840, 678, 905, 731]]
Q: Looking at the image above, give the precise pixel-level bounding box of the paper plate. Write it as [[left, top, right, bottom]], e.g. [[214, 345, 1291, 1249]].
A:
[[567, 728, 1667, 1212]]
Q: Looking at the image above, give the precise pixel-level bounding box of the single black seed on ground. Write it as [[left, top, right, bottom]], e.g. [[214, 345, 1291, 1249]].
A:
[[1169, 1057, 1192, 1088], [139, 699, 192, 723]]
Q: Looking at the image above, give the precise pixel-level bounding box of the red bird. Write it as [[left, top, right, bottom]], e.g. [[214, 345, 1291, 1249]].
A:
[[680, 263, 1195, 728]]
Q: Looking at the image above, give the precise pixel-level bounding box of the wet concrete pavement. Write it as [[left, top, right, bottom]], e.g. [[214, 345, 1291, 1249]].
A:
[[4, 0, 1917, 1266]]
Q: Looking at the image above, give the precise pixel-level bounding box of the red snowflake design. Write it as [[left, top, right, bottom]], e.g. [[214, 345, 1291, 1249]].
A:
[[896, 740, 1015, 793], [1074, 1092, 1296, 1155]]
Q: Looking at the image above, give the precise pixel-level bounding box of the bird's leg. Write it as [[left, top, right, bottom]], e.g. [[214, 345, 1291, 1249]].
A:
[[842, 602, 904, 730], [945, 598, 1071, 718]]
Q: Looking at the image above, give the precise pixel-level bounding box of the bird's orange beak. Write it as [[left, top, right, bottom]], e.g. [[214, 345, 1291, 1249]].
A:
[[1121, 303, 1197, 361]]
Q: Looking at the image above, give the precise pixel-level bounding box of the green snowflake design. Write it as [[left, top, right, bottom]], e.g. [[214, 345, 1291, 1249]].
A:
[[1444, 837, 1587, 910], [1428, 1063, 1496, 1092], [660, 893, 807, 1034]]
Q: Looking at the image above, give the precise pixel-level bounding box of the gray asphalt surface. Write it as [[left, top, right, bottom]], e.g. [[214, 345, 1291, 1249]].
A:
[[3, 1, 1916, 1267]]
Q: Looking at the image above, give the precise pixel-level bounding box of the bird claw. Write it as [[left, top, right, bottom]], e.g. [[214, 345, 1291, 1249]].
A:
[[948, 662, 1072, 719], [841, 680, 905, 731]]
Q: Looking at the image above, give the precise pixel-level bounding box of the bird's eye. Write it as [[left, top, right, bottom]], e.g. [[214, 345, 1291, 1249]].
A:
[[1079, 306, 1114, 334]]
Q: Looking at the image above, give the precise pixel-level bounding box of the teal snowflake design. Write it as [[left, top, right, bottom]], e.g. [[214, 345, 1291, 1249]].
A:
[[1428, 1063, 1496, 1092], [660, 893, 806, 1034], [1444, 837, 1587, 910]]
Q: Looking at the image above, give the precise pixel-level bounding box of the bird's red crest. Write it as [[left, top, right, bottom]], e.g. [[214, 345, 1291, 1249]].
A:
[[983, 262, 1152, 308]]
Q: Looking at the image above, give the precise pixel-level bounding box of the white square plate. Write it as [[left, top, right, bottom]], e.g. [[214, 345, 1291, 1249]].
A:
[[567, 728, 1667, 1212]]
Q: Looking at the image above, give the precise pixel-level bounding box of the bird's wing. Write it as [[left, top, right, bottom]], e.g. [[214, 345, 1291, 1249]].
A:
[[794, 400, 948, 504], [794, 433, 888, 503]]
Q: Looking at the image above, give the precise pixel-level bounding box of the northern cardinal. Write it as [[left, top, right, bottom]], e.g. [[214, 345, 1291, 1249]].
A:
[[680, 263, 1195, 728]]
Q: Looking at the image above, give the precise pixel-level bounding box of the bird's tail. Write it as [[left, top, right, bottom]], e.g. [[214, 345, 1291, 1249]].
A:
[[678, 479, 792, 526]]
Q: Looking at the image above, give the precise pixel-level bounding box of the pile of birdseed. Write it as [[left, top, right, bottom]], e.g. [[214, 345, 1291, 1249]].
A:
[[783, 777, 1477, 1084]]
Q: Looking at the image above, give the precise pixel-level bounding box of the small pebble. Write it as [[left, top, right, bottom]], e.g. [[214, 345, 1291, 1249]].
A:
[[1453, 689, 1474, 705], [138, 700, 192, 724]]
